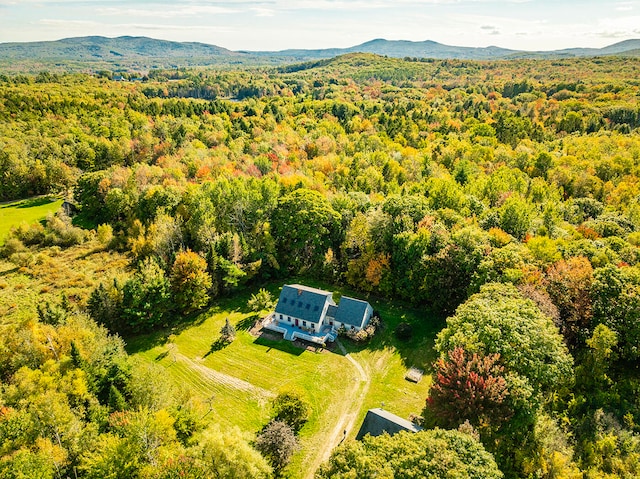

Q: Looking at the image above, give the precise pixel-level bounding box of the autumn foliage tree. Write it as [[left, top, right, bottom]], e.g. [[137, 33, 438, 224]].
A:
[[545, 256, 594, 346], [170, 249, 213, 314], [426, 346, 511, 434]]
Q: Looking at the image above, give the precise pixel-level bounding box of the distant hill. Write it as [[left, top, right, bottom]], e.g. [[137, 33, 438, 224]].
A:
[[250, 38, 518, 60], [507, 39, 640, 59], [0, 36, 235, 61], [1, 36, 640, 72]]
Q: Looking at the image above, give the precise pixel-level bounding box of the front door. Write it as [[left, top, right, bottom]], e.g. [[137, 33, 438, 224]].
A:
[[295, 319, 299, 327]]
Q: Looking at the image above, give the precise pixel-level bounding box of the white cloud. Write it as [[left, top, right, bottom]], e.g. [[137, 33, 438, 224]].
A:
[[250, 7, 276, 17], [615, 1, 636, 11], [97, 5, 240, 18], [37, 18, 100, 27]]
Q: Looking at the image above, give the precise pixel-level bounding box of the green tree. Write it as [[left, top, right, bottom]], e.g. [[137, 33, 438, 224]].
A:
[[122, 257, 171, 332], [272, 391, 311, 433], [220, 318, 236, 343], [196, 426, 272, 479], [247, 289, 275, 313], [271, 188, 341, 273], [0, 447, 58, 479], [87, 280, 124, 332], [316, 428, 502, 479], [498, 196, 532, 240], [435, 283, 574, 475], [591, 264, 640, 361], [80, 433, 142, 479], [436, 283, 573, 402]]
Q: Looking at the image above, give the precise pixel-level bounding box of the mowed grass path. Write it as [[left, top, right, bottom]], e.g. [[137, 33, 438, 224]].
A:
[[129, 283, 441, 478], [0, 197, 63, 243]]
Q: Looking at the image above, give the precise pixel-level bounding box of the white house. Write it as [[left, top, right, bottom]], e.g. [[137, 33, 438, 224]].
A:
[[267, 284, 373, 343]]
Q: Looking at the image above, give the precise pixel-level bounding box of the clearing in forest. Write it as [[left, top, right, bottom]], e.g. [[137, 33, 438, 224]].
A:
[[129, 283, 440, 478], [0, 196, 63, 243]]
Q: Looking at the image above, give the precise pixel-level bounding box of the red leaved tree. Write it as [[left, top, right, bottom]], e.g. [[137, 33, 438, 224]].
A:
[[426, 346, 512, 433]]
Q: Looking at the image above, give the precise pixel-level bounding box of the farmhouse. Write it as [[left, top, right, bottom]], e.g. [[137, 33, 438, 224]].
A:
[[263, 284, 373, 344]]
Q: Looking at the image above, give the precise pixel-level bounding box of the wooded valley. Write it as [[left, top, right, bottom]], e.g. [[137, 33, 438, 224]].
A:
[[1, 53, 640, 478]]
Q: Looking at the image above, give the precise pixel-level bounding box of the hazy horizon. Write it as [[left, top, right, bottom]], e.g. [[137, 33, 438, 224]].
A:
[[0, 1, 638, 52]]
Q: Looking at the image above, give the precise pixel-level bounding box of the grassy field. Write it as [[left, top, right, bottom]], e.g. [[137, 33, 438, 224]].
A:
[[128, 279, 443, 478], [0, 196, 64, 243], [0, 240, 130, 324]]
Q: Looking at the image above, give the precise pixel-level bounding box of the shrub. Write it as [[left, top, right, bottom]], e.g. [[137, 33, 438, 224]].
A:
[[97, 223, 114, 247], [0, 237, 27, 258], [9, 251, 35, 268], [272, 391, 310, 432], [395, 322, 413, 341], [346, 324, 376, 342], [44, 212, 88, 246]]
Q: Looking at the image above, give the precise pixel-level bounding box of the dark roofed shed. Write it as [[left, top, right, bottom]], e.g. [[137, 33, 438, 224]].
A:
[[356, 408, 421, 440]]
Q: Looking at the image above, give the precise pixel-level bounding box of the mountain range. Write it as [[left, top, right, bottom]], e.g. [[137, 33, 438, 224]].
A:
[[1, 36, 639, 71]]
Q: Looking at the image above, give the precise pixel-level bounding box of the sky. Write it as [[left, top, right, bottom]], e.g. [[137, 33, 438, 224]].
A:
[[0, 0, 639, 52]]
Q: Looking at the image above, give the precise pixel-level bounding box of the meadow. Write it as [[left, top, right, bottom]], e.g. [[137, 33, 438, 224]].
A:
[[0, 240, 129, 324], [0, 197, 63, 243]]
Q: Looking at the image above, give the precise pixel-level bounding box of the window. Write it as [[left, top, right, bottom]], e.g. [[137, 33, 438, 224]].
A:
[[305, 303, 310, 309], [282, 298, 287, 304], [329, 321, 333, 326], [303, 321, 307, 326], [298, 301, 303, 307]]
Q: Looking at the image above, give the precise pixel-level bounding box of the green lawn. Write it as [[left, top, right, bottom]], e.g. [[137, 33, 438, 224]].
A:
[[0, 197, 63, 243], [129, 281, 442, 478]]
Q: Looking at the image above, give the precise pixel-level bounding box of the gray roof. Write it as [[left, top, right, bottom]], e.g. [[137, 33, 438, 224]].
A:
[[326, 304, 338, 318], [356, 408, 421, 440], [335, 296, 371, 328], [274, 284, 334, 324]]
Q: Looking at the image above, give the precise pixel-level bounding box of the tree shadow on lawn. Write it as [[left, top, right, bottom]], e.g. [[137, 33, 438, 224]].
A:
[[155, 350, 170, 361], [13, 197, 58, 209], [0, 266, 19, 277], [203, 337, 231, 358], [124, 307, 212, 354], [124, 288, 262, 355], [253, 332, 305, 356], [236, 314, 259, 331]]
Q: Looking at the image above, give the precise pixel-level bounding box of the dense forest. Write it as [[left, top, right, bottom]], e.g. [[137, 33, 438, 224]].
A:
[[1, 53, 640, 478]]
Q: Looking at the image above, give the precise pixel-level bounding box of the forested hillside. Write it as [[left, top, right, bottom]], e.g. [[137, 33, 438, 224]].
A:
[[1, 54, 640, 478]]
